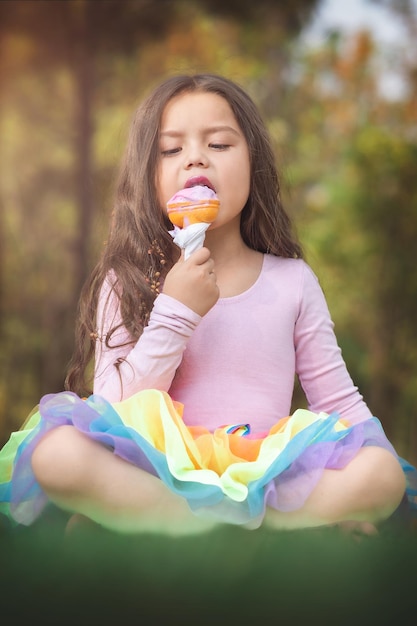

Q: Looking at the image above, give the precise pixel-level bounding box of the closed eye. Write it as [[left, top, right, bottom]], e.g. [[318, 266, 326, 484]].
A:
[[210, 143, 230, 150], [161, 147, 182, 156]]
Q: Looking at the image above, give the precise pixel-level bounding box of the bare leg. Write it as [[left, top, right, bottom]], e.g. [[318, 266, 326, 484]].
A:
[[32, 429, 406, 535], [31, 426, 218, 536], [264, 446, 406, 531]]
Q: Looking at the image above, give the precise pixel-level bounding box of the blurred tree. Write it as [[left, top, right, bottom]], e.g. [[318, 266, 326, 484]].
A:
[[283, 27, 417, 462], [0, 0, 178, 304], [349, 130, 417, 460], [0, 0, 180, 430]]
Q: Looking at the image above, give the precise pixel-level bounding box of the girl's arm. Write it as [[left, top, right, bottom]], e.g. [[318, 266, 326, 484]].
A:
[[295, 263, 373, 425], [94, 286, 201, 402], [94, 248, 218, 402], [291, 263, 407, 526]]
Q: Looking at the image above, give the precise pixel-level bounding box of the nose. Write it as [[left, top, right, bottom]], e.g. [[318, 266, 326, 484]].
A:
[[183, 144, 208, 169]]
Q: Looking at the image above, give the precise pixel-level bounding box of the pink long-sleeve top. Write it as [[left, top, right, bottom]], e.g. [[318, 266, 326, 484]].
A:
[[94, 254, 373, 434]]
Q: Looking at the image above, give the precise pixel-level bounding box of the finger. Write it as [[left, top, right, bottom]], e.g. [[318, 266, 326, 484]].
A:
[[186, 246, 211, 265]]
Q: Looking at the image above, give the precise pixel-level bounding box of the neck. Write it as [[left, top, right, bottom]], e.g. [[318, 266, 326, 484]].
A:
[[204, 224, 263, 298], [204, 222, 248, 266]]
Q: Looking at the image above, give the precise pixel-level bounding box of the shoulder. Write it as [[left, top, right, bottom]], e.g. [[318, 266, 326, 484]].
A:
[[98, 269, 123, 304], [101, 268, 119, 291], [263, 254, 319, 286], [97, 269, 123, 326], [262, 255, 326, 308]]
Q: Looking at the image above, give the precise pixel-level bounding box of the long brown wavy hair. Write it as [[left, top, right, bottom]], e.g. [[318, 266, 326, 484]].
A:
[[65, 73, 303, 396]]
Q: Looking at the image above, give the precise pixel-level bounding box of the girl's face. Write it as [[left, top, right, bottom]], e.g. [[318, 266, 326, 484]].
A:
[[156, 91, 250, 232]]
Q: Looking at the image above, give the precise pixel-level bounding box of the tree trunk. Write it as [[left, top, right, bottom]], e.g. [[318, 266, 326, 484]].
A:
[[73, 0, 94, 302], [39, 0, 95, 394]]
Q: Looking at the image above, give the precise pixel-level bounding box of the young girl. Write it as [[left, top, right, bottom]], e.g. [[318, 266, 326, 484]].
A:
[[0, 74, 415, 535]]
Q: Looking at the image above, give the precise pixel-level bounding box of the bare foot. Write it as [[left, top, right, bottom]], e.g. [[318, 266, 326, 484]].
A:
[[65, 513, 104, 536], [336, 520, 379, 540]]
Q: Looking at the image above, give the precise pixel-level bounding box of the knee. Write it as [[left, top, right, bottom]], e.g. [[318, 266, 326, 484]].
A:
[[363, 447, 406, 518], [31, 426, 88, 495]]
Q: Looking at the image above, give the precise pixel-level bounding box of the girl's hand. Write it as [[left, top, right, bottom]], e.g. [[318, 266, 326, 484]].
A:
[[162, 247, 219, 316]]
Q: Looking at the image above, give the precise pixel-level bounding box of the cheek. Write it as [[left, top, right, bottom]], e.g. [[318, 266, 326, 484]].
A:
[[155, 166, 168, 208], [156, 164, 176, 204], [237, 148, 251, 189]]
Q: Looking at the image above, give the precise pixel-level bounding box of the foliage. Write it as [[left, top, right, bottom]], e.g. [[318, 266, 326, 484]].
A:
[[1, 0, 416, 467], [285, 28, 417, 460]]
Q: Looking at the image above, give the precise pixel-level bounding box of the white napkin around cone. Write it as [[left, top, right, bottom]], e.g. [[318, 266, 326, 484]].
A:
[[169, 222, 211, 260]]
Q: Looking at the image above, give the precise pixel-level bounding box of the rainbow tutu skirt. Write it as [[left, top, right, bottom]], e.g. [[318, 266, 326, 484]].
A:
[[0, 389, 416, 527]]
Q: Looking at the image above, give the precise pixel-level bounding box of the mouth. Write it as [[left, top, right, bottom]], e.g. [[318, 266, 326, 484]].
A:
[[184, 176, 216, 192]]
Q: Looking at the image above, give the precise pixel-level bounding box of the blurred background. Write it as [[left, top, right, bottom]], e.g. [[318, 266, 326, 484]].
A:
[[0, 0, 416, 466]]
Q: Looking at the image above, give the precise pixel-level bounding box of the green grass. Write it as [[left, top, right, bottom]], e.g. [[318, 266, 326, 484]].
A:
[[1, 509, 417, 625]]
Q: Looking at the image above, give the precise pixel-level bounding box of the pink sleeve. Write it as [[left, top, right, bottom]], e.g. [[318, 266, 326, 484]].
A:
[[93, 276, 201, 402], [295, 263, 373, 424]]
